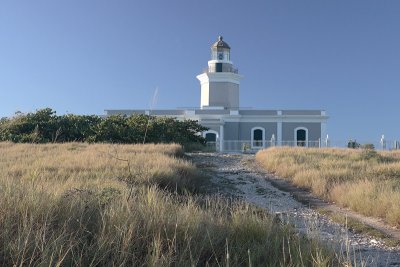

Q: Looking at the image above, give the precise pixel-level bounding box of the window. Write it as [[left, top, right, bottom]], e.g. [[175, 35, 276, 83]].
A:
[[251, 127, 265, 148], [205, 133, 217, 142], [216, 63, 222, 72], [203, 130, 219, 151], [203, 130, 219, 143]]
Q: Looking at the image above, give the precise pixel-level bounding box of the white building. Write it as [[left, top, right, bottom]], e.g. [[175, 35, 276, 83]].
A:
[[106, 36, 328, 152]]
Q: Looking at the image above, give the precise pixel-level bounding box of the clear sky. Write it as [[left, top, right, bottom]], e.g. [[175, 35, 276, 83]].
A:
[[1, 0, 399, 143]]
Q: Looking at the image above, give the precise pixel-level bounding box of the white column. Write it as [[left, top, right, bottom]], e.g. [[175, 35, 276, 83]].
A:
[[321, 122, 327, 147], [277, 122, 282, 146], [219, 124, 224, 152], [277, 110, 282, 146]]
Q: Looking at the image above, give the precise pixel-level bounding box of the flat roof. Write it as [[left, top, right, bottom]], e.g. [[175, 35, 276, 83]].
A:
[[105, 109, 326, 116]]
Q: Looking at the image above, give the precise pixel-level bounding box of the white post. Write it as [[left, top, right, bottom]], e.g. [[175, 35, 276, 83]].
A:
[[380, 134, 386, 150], [325, 134, 330, 147]]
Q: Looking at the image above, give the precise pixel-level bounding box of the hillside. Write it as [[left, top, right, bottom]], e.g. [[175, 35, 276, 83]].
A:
[[0, 142, 332, 266], [256, 147, 400, 227]]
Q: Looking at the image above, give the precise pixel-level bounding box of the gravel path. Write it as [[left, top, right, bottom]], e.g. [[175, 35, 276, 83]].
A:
[[188, 153, 400, 267]]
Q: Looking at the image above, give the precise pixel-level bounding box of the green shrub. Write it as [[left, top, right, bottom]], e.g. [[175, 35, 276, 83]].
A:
[[360, 145, 379, 161], [361, 143, 375, 150], [0, 108, 207, 146], [347, 139, 360, 149]]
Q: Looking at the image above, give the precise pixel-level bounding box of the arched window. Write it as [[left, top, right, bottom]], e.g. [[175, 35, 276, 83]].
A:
[[251, 127, 265, 148], [205, 132, 217, 142], [203, 130, 219, 151], [294, 127, 308, 147], [203, 130, 219, 143]]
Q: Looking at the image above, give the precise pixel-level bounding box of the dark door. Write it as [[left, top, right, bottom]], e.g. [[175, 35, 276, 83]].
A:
[[216, 63, 222, 72], [253, 129, 263, 147], [296, 129, 306, 147]]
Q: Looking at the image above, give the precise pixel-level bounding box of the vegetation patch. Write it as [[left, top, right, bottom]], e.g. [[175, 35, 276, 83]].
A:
[[0, 108, 207, 147], [317, 208, 400, 247], [256, 147, 400, 228], [0, 142, 336, 266]]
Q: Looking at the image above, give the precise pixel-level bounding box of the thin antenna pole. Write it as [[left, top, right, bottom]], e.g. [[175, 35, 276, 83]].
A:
[[143, 87, 159, 144]]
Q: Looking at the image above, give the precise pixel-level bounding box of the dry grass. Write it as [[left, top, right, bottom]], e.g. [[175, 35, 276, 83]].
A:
[[0, 142, 334, 266], [256, 147, 400, 227]]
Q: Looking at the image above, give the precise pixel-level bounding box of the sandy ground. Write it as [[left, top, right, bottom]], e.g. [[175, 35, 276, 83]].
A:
[[188, 153, 400, 267]]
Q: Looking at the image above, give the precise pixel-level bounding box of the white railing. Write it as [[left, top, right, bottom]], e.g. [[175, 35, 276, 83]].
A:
[[203, 139, 400, 153], [331, 140, 400, 151], [204, 140, 324, 153]]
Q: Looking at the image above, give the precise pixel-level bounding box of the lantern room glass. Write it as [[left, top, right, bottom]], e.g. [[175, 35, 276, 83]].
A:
[[211, 48, 230, 61]]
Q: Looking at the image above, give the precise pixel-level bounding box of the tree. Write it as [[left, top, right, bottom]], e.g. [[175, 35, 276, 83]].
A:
[[0, 109, 207, 145]]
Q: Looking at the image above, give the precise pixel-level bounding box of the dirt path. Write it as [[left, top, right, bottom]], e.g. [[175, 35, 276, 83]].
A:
[[252, 164, 400, 242], [188, 153, 400, 267]]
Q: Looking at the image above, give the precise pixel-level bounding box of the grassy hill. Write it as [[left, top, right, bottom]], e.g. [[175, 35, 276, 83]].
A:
[[256, 147, 400, 227], [0, 142, 333, 266]]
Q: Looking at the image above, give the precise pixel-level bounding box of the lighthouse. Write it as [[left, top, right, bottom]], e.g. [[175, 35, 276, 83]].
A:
[[106, 35, 328, 152], [196, 36, 243, 109]]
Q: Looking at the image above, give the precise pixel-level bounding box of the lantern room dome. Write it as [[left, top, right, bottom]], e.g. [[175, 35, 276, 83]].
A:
[[211, 36, 230, 49]]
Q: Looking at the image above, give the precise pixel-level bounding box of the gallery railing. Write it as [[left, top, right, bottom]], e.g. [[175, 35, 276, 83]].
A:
[[203, 66, 239, 74]]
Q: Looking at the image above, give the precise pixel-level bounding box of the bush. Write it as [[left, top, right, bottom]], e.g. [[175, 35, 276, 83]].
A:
[[360, 144, 379, 160], [361, 143, 375, 150], [0, 108, 207, 146], [347, 139, 360, 149]]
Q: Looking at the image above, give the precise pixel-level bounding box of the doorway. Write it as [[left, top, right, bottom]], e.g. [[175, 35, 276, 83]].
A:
[[296, 128, 307, 147]]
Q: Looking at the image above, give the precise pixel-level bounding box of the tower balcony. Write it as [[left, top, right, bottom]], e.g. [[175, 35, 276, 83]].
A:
[[203, 66, 239, 74]]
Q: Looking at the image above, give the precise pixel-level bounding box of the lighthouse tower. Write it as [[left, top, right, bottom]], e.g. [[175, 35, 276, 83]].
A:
[[196, 36, 242, 109]]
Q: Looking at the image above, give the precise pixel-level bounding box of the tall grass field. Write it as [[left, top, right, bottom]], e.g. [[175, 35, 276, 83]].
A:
[[0, 142, 334, 266], [256, 147, 400, 227]]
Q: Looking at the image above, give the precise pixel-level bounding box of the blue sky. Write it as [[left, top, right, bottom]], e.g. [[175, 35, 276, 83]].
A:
[[1, 0, 399, 143]]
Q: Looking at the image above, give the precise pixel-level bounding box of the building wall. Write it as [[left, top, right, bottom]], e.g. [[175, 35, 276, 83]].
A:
[[239, 110, 277, 115], [282, 110, 322, 115], [195, 110, 230, 115], [282, 122, 321, 141], [151, 110, 185, 115], [224, 122, 239, 140], [237, 122, 277, 141], [105, 109, 326, 145], [200, 83, 210, 107], [208, 82, 239, 108]]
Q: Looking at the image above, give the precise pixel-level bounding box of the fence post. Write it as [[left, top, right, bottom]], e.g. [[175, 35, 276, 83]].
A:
[[325, 134, 330, 147], [380, 135, 386, 150]]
